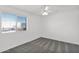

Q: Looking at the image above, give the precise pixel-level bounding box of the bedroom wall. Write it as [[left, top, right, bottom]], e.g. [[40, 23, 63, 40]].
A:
[[42, 8, 79, 45], [0, 6, 41, 52]]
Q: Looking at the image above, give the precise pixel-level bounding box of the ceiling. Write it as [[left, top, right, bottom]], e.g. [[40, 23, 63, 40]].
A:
[[0, 5, 79, 16], [11, 5, 42, 15]]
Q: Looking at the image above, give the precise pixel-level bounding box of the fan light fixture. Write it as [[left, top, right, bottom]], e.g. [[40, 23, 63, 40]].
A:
[[41, 5, 49, 16], [42, 12, 48, 15]]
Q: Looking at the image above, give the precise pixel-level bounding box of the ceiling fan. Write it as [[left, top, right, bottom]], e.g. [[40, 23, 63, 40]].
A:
[[41, 5, 51, 16]]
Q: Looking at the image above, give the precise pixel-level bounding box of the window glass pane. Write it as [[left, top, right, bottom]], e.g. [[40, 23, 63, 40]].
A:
[[17, 16, 26, 31], [1, 13, 16, 33]]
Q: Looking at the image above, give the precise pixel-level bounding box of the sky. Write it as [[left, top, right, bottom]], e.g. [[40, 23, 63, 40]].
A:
[[1, 13, 16, 22], [1, 13, 26, 23], [1, 13, 26, 28], [17, 16, 26, 23]]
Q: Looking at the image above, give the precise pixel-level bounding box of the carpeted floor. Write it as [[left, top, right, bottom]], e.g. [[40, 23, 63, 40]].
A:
[[2, 37, 79, 53]]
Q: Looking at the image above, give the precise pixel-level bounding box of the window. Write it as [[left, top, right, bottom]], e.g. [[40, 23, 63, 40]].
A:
[[0, 13, 27, 33], [17, 16, 26, 31]]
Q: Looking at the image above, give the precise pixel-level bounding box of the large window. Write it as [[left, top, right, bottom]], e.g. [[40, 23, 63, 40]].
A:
[[0, 13, 27, 33]]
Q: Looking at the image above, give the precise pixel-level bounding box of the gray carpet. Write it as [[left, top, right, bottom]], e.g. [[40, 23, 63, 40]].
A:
[[2, 37, 79, 53]]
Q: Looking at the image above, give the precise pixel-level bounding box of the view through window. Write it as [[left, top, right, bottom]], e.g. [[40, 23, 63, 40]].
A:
[[0, 13, 27, 33]]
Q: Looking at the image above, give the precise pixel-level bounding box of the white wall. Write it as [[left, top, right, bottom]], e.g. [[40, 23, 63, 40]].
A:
[[0, 6, 41, 52], [42, 9, 79, 45]]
